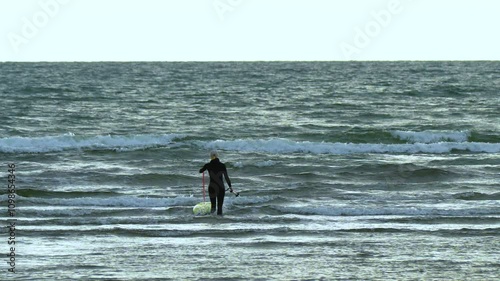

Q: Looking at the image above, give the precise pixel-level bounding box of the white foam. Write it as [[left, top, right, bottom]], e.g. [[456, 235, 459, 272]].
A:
[[233, 160, 278, 168], [3, 133, 498, 155], [256, 160, 278, 167], [391, 130, 470, 143], [202, 138, 500, 155], [22, 195, 196, 207], [276, 206, 498, 217], [225, 195, 276, 206], [0, 133, 185, 153], [20, 194, 272, 209]]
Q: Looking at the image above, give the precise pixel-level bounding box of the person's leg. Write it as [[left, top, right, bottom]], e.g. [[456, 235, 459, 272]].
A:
[[217, 189, 225, 215], [209, 186, 216, 213]]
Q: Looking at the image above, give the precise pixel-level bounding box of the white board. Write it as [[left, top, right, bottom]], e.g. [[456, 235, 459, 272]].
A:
[[193, 202, 212, 215]]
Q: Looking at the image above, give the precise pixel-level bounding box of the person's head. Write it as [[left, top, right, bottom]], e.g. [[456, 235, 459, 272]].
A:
[[210, 150, 218, 160]]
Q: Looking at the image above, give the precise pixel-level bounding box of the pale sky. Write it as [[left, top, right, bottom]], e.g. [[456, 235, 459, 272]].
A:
[[1, 0, 499, 61]]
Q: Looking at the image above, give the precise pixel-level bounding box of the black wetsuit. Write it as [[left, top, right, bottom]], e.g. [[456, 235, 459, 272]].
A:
[[199, 158, 232, 215]]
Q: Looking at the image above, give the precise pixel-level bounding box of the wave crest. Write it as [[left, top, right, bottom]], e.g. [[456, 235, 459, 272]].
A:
[[0, 133, 185, 153], [203, 138, 500, 155], [391, 130, 470, 143]]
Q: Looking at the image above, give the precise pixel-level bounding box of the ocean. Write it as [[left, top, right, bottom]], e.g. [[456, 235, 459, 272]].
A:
[[1, 61, 499, 280]]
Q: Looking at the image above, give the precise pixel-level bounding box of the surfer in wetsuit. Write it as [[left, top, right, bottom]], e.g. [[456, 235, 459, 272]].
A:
[[199, 150, 232, 215]]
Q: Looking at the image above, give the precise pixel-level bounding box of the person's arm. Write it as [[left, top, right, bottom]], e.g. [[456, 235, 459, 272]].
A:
[[223, 165, 232, 191], [199, 164, 207, 173]]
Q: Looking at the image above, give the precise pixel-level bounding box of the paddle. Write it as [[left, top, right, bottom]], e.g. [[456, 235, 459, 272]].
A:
[[226, 188, 240, 197]]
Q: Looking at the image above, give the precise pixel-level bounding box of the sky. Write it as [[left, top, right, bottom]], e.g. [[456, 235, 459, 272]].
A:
[[1, 0, 499, 61]]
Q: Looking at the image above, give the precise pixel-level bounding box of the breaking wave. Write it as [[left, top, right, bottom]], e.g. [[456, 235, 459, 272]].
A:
[[0, 133, 185, 153], [202, 138, 500, 155], [2, 131, 499, 155]]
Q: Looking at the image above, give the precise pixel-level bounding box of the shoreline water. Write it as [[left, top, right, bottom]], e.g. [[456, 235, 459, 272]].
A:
[[1, 61, 499, 280]]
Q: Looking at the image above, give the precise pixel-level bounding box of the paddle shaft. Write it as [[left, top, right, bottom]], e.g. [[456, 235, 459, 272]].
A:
[[226, 188, 240, 197]]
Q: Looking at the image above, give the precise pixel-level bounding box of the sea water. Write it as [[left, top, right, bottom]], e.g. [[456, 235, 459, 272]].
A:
[[1, 61, 499, 280]]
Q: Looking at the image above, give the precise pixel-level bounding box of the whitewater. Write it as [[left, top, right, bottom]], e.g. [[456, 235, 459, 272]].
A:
[[2, 131, 499, 154]]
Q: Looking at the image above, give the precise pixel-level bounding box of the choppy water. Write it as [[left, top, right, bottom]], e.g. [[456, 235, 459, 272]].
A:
[[1, 61, 499, 280]]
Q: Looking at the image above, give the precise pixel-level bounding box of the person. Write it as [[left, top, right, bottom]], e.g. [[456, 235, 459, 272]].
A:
[[199, 150, 232, 215]]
